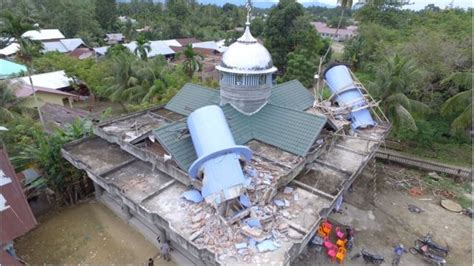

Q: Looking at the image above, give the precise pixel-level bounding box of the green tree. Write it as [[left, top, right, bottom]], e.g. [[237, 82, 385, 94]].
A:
[[134, 36, 151, 60], [264, 0, 305, 72], [182, 44, 203, 78], [102, 53, 138, 111], [369, 55, 430, 131], [283, 49, 318, 88], [95, 0, 117, 31], [440, 72, 473, 135], [0, 82, 29, 123], [0, 11, 45, 128], [12, 119, 92, 205]]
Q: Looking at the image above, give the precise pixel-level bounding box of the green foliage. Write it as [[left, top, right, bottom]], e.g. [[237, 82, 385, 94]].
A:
[[9, 119, 92, 205], [369, 55, 430, 131], [95, 0, 117, 31], [283, 49, 318, 88], [264, 0, 324, 73], [134, 35, 151, 60], [182, 44, 203, 78]]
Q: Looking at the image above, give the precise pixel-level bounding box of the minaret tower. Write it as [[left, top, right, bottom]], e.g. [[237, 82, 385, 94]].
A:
[[216, 0, 277, 115]]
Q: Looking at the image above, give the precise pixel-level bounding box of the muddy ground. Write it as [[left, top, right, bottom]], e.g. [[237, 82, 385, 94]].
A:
[[15, 201, 171, 264], [298, 163, 473, 265]]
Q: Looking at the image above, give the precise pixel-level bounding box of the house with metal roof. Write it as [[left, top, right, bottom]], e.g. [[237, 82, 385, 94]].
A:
[[10, 70, 77, 108], [0, 59, 26, 80], [61, 5, 389, 265], [22, 29, 65, 42]]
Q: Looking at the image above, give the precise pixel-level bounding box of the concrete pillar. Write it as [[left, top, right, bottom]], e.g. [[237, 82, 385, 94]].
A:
[[93, 181, 102, 199], [122, 204, 132, 219]]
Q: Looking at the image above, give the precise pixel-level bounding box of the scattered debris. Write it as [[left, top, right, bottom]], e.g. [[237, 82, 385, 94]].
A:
[[440, 199, 462, 212], [407, 204, 424, 214], [284, 187, 294, 194], [409, 187, 424, 197], [182, 190, 203, 203], [257, 240, 279, 252], [428, 172, 442, 181]]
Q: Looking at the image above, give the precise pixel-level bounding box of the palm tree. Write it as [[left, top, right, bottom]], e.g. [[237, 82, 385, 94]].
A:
[[369, 55, 430, 131], [102, 53, 140, 111], [182, 44, 203, 78], [134, 36, 151, 61], [0, 11, 45, 128], [440, 72, 472, 135], [0, 82, 28, 123]]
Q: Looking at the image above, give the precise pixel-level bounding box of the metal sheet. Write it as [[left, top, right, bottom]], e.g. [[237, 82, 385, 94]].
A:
[[0, 149, 37, 243]]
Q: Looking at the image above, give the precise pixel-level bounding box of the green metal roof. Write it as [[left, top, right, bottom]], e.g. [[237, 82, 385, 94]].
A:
[[165, 83, 219, 116], [154, 103, 326, 171], [165, 80, 315, 116], [0, 59, 27, 80], [270, 80, 315, 111], [153, 121, 197, 171]]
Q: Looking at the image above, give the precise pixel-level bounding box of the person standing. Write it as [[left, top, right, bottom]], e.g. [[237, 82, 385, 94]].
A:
[[161, 240, 171, 261]]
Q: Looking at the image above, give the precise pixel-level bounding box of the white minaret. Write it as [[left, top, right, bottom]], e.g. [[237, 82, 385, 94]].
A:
[[216, 0, 277, 115]]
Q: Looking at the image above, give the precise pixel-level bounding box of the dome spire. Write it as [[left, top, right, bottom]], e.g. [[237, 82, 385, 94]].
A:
[[245, 0, 251, 26], [239, 0, 256, 43]]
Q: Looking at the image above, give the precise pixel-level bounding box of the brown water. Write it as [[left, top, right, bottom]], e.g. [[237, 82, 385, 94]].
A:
[[15, 201, 164, 264]]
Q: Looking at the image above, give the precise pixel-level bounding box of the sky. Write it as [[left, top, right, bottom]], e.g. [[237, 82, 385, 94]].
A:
[[252, 0, 472, 10]]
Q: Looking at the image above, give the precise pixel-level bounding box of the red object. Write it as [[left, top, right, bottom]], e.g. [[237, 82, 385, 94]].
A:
[[0, 148, 37, 244], [327, 246, 338, 261], [335, 226, 345, 239], [323, 236, 335, 250]]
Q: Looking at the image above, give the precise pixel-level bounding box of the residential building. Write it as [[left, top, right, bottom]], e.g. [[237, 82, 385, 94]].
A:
[[22, 29, 65, 42], [105, 33, 125, 44], [0, 59, 27, 80], [312, 22, 358, 41], [10, 70, 77, 108]]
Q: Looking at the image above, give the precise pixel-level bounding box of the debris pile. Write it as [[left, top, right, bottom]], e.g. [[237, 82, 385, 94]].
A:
[[180, 161, 305, 262]]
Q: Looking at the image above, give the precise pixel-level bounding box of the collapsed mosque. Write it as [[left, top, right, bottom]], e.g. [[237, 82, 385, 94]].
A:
[[62, 4, 390, 265]]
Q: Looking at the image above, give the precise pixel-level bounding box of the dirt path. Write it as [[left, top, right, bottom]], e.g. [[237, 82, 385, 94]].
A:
[[15, 201, 166, 264], [298, 164, 472, 265]]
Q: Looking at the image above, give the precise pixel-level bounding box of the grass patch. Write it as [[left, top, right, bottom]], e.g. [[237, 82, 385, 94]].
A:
[[422, 174, 472, 208], [402, 142, 472, 168]]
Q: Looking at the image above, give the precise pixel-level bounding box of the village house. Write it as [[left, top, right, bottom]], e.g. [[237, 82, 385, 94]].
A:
[[311, 22, 358, 41], [0, 59, 27, 80], [10, 70, 78, 108]]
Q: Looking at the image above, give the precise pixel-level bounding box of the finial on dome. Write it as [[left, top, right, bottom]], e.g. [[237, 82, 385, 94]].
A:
[[245, 0, 252, 26]]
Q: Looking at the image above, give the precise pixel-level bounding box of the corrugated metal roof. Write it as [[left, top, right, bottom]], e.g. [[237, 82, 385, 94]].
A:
[[0, 149, 37, 243], [155, 103, 326, 171], [94, 46, 109, 55], [153, 121, 197, 171], [148, 41, 175, 56], [13, 70, 72, 89], [270, 80, 314, 111], [0, 43, 19, 56], [60, 38, 84, 51], [22, 29, 65, 41], [166, 80, 315, 116], [165, 83, 219, 116], [0, 59, 26, 79], [42, 41, 68, 53], [252, 104, 326, 156]]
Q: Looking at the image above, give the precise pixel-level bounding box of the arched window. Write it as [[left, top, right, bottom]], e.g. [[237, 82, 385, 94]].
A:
[[259, 75, 266, 85]]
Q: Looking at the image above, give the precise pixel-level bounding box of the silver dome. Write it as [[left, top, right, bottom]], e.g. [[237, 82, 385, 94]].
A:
[[216, 26, 277, 75]]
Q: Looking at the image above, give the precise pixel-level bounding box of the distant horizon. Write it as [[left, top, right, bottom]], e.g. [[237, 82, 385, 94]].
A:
[[116, 0, 471, 10]]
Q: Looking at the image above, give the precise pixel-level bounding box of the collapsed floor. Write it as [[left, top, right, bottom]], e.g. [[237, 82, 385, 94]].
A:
[[62, 106, 389, 265]]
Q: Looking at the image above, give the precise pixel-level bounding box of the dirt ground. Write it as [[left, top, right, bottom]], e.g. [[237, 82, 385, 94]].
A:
[[15, 201, 172, 265], [298, 163, 473, 265]]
